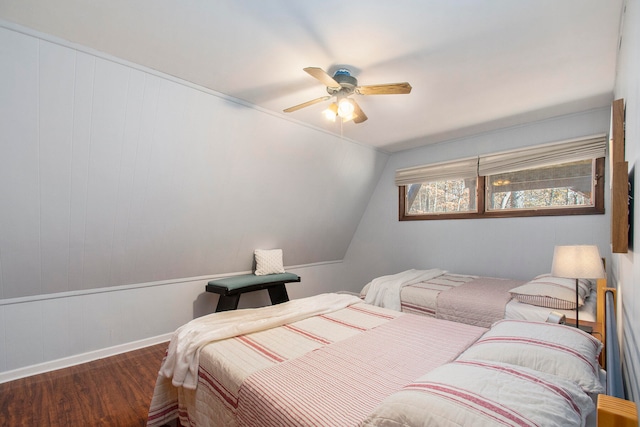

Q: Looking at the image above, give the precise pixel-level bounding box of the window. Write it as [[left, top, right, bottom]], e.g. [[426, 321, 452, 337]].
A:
[[398, 135, 606, 221], [405, 178, 478, 215], [486, 159, 596, 211]]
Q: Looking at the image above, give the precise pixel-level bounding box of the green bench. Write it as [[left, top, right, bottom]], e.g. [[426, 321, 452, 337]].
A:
[[205, 272, 301, 312]]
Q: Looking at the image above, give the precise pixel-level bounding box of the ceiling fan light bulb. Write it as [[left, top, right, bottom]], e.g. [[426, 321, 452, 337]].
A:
[[338, 98, 355, 117], [323, 103, 338, 121], [323, 110, 337, 121]]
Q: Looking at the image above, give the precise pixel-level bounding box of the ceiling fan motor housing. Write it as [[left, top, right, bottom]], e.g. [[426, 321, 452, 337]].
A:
[[327, 68, 357, 95]]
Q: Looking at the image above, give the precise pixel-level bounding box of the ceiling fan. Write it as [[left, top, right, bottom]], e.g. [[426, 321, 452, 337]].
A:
[[283, 67, 412, 124]]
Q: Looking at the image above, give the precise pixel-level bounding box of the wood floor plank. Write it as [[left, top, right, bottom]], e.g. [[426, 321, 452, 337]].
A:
[[0, 342, 168, 427]]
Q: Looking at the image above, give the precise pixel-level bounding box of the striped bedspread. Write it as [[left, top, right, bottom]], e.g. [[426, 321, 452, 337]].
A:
[[148, 302, 402, 426], [435, 277, 523, 328], [361, 273, 479, 316], [361, 273, 527, 327], [361, 360, 594, 426], [147, 301, 485, 427], [398, 273, 478, 316], [237, 313, 485, 426]]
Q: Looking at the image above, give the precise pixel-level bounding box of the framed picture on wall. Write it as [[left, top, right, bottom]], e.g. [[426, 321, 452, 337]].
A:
[[610, 98, 629, 253]]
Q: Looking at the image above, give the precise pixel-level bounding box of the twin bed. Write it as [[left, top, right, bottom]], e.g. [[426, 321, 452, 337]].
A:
[[147, 270, 634, 426], [360, 269, 599, 326]]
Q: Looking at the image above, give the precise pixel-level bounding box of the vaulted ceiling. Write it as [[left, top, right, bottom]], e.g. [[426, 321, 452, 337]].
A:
[[0, 0, 624, 152]]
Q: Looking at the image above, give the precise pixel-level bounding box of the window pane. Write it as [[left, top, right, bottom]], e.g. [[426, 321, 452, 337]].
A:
[[406, 178, 477, 215], [486, 160, 594, 211]]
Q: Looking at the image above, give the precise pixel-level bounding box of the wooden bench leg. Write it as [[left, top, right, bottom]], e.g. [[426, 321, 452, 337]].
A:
[[268, 284, 289, 305], [216, 294, 241, 312]]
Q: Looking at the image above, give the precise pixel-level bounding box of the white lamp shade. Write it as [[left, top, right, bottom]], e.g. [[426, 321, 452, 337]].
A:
[[551, 245, 605, 279]]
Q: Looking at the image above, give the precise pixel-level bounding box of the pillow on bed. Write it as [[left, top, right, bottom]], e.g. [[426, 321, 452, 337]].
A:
[[254, 249, 285, 275], [360, 360, 594, 427], [457, 319, 604, 394], [509, 274, 591, 309]]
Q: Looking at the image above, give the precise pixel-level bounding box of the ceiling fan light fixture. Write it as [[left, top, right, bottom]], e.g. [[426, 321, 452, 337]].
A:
[[283, 67, 411, 125], [337, 98, 355, 118], [323, 102, 338, 121]]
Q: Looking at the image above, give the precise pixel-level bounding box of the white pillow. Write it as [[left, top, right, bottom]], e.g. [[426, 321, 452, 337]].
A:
[[509, 274, 591, 309], [361, 360, 594, 427], [254, 249, 285, 276], [458, 319, 604, 394]]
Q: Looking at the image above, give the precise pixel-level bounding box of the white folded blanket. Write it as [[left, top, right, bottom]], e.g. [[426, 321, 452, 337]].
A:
[[160, 293, 362, 390], [363, 269, 445, 311]]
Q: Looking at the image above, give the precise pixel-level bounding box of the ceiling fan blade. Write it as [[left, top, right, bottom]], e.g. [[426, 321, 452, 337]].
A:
[[351, 99, 368, 124], [303, 67, 341, 89], [356, 82, 412, 95], [283, 96, 331, 113]]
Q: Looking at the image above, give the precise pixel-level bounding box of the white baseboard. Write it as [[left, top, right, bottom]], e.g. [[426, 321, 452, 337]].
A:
[[0, 333, 172, 384], [0, 260, 345, 384]]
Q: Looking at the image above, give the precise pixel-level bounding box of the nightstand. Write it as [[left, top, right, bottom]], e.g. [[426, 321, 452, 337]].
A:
[[565, 319, 603, 342]]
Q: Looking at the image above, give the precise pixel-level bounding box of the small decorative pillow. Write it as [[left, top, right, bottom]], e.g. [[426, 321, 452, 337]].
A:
[[361, 360, 594, 427], [457, 319, 604, 394], [254, 249, 285, 276], [509, 274, 591, 309]]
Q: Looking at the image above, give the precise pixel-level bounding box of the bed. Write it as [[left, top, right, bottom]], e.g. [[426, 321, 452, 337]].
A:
[[147, 287, 636, 426], [359, 269, 601, 328]]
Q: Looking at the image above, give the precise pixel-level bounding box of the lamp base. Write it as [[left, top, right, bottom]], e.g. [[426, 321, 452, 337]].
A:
[[564, 322, 593, 334]]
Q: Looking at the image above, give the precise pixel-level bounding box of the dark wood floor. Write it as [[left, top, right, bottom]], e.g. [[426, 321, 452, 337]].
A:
[[0, 342, 168, 427]]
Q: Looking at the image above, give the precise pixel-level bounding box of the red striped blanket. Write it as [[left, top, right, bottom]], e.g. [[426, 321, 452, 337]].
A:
[[361, 360, 594, 426], [148, 302, 403, 426], [236, 314, 485, 426], [147, 302, 485, 427]]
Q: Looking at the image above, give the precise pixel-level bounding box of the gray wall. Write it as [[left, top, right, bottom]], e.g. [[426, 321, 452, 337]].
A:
[[0, 22, 387, 377], [612, 0, 640, 406], [0, 22, 388, 300]]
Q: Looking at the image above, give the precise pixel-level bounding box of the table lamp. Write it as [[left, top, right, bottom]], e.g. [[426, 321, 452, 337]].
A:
[[550, 245, 605, 332]]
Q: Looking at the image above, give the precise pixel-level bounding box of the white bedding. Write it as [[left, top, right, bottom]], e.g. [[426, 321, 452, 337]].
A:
[[160, 292, 362, 389], [148, 292, 605, 427], [148, 297, 485, 427], [361, 360, 595, 427], [148, 299, 405, 426], [361, 272, 597, 324], [505, 289, 597, 322], [362, 319, 606, 427], [363, 268, 445, 310], [360, 272, 477, 316], [237, 314, 484, 426]]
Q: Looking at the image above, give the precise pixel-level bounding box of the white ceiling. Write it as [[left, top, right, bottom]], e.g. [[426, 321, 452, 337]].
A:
[[0, 0, 624, 152]]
